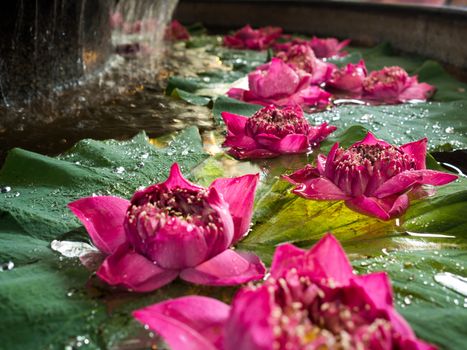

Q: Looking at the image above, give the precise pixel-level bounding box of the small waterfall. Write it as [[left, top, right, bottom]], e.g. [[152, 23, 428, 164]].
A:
[[0, 0, 178, 109]]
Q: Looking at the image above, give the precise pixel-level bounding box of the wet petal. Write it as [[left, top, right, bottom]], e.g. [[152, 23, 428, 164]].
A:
[[180, 249, 265, 286], [133, 296, 229, 350], [400, 138, 427, 170], [399, 80, 435, 102], [352, 132, 391, 148], [355, 272, 393, 309], [221, 112, 248, 136], [388, 193, 410, 218], [97, 246, 178, 292], [316, 154, 327, 175], [308, 123, 337, 145], [282, 164, 321, 186], [227, 87, 247, 101], [345, 196, 391, 220], [210, 174, 259, 243], [145, 218, 211, 270], [256, 133, 309, 154], [275, 134, 310, 153], [374, 170, 458, 198], [292, 177, 349, 200], [227, 147, 278, 160], [250, 58, 300, 99], [68, 196, 129, 255], [324, 142, 340, 179], [309, 233, 354, 284], [162, 163, 203, 191], [270, 243, 306, 278], [224, 287, 274, 350]]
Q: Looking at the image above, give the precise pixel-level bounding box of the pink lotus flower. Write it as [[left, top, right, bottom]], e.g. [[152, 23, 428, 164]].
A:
[[328, 60, 368, 95], [275, 44, 335, 84], [310, 36, 351, 58], [68, 163, 265, 292], [329, 62, 435, 103], [165, 20, 190, 41], [224, 25, 282, 50], [222, 105, 336, 159], [274, 37, 350, 59], [227, 58, 331, 109], [133, 234, 436, 350], [284, 132, 457, 220], [362, 66, 435, 103]]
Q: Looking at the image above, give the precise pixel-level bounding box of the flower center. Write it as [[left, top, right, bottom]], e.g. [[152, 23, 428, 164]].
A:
[[246, 105, 310, 138], [332, 144, 416, 196], [269, 271, 394, 349], [126, 186, 223, 239], [363, 66, 407, 92]]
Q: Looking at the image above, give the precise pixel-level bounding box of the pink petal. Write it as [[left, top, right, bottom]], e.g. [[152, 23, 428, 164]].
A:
[[345, 196, 391, 220], [210, 174, 259, 243], [308, 123, 337, 146], [227, 147, 279, 160], [400, 138, 428, 170], [256, 133, 309, 154], [249, 58, 300, 99], [147, 224, 209, 269], [328, 60, 367, 94], [324, 142, 340, 179], [68, 196, 130, 255], [227, 87, 247, 101], [355, 272, 393, 309], [388, 193, 410, 218], [387, 308, 418, 340], [97, 246, 178, 292], [292, 177, 349, 200], [276, 134, 310, 153], [352, 132, 391, 148], [270, 243, 306, 278], [133, 296, 230, 350], [399, 80, 435, 102], [221, 112, 248, 136], [309, 233, 354, 284], [316, 154, 327, 175], [224, 287, 274, 350], [374, 170, 458, 198], [283, 164, 321, 185], [162, 163, 203, 191], [179, 249, 265, 286], [296, 86, 332, 107]]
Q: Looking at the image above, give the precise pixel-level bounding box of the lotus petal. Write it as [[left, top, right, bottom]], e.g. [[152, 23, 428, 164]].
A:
[[68, 196, 129, 255], [180, 249, 265, 286]]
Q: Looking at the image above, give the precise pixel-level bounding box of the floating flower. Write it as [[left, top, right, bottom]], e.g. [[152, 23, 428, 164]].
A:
[[227, 58, 331, 109], [222, 105, 336, 159], [309, 36, 351, 58], [224, 25, 282, 50], [329, 62, 435, 103], [362, 66, 435, 103], [133, 234, 436, 350], [274, 36, 350, 59], [68, 164, 265, 292], [165, 20, 190, 41], [275, 44, 335, 84], [284, 132, 457, 220], [328, 60, 368, 95]]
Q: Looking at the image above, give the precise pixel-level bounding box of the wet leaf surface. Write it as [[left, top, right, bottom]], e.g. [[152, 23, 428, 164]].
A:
[[0, 35, 466, 350]]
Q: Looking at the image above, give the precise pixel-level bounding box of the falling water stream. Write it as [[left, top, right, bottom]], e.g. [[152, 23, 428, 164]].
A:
[[0, 0, 216, 167]]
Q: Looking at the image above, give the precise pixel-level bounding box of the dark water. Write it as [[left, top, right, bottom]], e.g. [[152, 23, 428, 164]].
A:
[[0, 72, 213, 165]]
